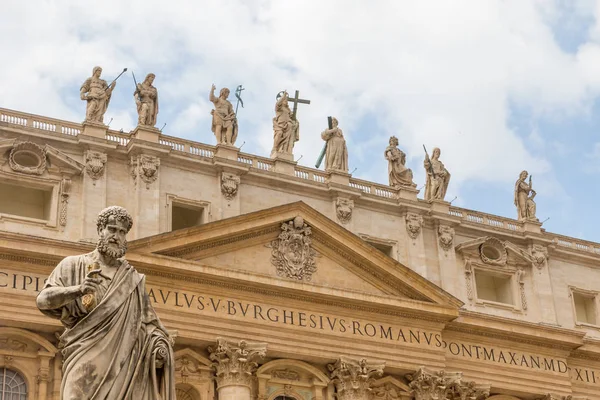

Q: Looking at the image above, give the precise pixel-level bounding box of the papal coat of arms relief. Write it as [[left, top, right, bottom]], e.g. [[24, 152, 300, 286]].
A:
[[267, 216, 318, 281]]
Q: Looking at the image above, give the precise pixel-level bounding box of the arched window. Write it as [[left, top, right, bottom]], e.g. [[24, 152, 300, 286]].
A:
[[0, 367, 27, 399], [274, 396, 297, 400]]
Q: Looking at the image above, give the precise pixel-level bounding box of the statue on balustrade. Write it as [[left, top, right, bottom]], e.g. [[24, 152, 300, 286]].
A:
[[384, 136, 415, 188], [210, 84, 238, 145], [514, 170, 538, 221], [135, 73, 159, 127], [36, 206, 175, 400], [424, 147, 451, 201], [271, 91, 299, 156], [80, 66, 116, 125], [321, 117, 348, 172]]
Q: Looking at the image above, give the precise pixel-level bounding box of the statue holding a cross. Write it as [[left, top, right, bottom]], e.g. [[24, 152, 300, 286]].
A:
[[271, 90, 310, 158]]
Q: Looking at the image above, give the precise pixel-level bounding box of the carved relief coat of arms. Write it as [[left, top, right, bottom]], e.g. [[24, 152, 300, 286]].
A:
[[267, 217, 317, 281]]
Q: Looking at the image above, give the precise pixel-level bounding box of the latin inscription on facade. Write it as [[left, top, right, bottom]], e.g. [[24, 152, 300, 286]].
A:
[[1, 267, 599, 386]]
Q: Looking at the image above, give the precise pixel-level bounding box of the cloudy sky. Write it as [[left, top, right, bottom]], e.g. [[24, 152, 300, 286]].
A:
[[1, 0, 599, 242]]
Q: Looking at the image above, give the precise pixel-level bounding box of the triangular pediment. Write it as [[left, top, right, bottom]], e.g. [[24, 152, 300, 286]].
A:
[[455, 236, 534, 266], [130, 202, 462, 312]]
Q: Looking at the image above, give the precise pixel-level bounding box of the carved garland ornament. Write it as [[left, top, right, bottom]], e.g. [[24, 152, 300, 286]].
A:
[[479, 237, 507, 266], [336, 198, 354, 225], [59, 178, 72, 227], [221, 172, 240, 200], [130, 154, 160, 188], [267, 216, 318, 281], [8, 141, 47, 175], [438, 225, 455, 251], [85, 150, 107, 182], [405, 213, 423, 239]]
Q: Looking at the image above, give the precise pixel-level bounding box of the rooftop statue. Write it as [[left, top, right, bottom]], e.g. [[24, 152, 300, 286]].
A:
[[210, 84, 238, 145], [271, 91, 300, 156], [80, 66, 116, 125], [36, 206, 175, 399], [384, 136, 415, 188], [135, 73, 159, 127], [320, 117, 348, 172], [514, 170, 538, 221], [424, 147, 451, 201]]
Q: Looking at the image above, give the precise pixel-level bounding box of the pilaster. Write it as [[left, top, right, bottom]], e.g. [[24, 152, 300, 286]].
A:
[[327, 356, 385, 400], [405, 212, 427, 278], [129, 154, 160, 239], [208, 338, 267, 400], [81, 150, 108, 240], [436, 222, 458, 294]]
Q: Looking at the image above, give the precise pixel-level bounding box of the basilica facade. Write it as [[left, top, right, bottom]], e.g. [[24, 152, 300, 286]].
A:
[[0, 106, 598, 399]]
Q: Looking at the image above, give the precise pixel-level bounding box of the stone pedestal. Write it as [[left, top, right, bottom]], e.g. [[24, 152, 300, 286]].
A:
[[131, 125, 160, 143], [271, 152, 297, 175], [209, 338, 267, 400], [326, 170, 351, 186], [327, 357, 384, 400], [430, 199, 450, 214], [394, 185, 419, 202], [215, 144, 239, 161], [81, 122, 108, 139], [523, 220, 543, 233]]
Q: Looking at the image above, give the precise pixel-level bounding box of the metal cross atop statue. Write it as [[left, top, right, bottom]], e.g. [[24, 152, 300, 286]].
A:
[[276, 90, 310, 120]]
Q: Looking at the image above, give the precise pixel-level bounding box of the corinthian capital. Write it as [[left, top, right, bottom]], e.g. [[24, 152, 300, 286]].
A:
[[327, 356, 385, 400], [208, 338, 267, 389], [406, 367, 490, 400]]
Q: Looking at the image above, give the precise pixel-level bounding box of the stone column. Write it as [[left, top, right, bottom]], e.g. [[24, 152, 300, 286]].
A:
[[327, 356, 385, 400], [208, 338, 267, 400], [406, 367, 490, 400]]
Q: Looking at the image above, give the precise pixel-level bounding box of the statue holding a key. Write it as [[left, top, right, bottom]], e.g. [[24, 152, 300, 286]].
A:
[[36, 206, 175, 399]]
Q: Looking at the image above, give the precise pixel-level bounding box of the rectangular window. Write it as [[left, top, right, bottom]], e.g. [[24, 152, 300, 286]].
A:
[[475, 270, 514, 305], [171, 203, 205, 231], [0, 181, 53, 221], [368, 241, 394, 258], [573, 292, 597, 325]]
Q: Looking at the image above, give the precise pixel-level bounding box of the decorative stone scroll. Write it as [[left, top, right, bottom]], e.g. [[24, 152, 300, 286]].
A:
[[85, 151, 107, 182], [438, 225, 455, 252], [327, 356, 385, 400], [208, 338, 267, 389], [406, 213, 423, 240], [9, 141, 47, 175], [221, 172, 241, 200], [336, 198, 354, 225], [267, 216, 318, 281], [130, 154, 160, 189], [406, 367, 490, 400]]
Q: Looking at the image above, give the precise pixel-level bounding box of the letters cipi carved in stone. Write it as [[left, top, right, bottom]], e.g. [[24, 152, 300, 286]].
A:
[[327, 356, 385, 400], [84, 150, 107, 182], [221, 172, 241, 200], [438, 225, 455, 251], [406, 213, 423, 240], [336, 198, 354, 225], [267, 216, 318, 281]]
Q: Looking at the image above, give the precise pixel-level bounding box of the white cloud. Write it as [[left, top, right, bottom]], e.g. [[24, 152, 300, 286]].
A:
[[1, 0, 600, 203]]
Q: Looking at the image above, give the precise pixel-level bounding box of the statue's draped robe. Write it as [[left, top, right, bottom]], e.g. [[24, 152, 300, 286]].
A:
[[514, 179, 536, 220], [211, 97, 238, 144], [385, 146, 414, 187], [39, 253, 175, 400], [272, 99, 299, 154], [81, 78, 112, 123], [321, 128, 348, 172], [424, 158, 450, 201], [136, 84, 159, 126]]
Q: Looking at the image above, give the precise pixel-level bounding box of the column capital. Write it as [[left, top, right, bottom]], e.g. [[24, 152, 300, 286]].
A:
[[208, 338, 267, 390], [327, 356, 385, 400], [406, 367, 490, 400]]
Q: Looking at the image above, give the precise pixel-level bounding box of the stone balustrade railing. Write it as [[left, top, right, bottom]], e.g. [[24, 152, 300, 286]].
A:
[[1, 107, 599, 254]]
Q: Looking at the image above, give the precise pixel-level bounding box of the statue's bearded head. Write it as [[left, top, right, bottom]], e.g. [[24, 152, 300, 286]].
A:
[[96, 206, 133, 259]]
